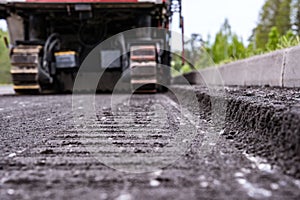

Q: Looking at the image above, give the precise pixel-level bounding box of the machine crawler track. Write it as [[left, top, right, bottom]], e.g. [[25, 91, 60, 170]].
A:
[[10, 45, 42, 93], [130, 45, 158, 93]]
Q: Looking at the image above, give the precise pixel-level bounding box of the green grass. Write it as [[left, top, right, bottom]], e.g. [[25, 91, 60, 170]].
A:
[[0, 29, 11, 84]]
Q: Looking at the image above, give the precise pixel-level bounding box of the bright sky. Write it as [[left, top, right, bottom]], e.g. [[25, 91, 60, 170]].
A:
[[180, 0, 266, 43], [0, 20, 6, 31], [0, 0, 265, 43]]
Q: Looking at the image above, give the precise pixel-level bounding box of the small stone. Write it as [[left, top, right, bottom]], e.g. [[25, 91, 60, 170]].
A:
[[16, 149, 25, 154], [7, 153, 16, 158], [270, 183, 279, 190], [182, 139, 188, 143], [7, 189, 15, 195], [241, 168, 251, 174], [200, 181, 209, 188], [150, 179, 160, 187], [198, 175, 206, 181], [234, 172, 244, 178], [36, 159, 46, 166], [219, 129, 225, 135]]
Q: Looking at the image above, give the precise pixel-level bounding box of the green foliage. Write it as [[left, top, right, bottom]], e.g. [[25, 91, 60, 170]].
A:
[[254, 0, 295, 49], [266, 28, 300, 51], [171, 54, 183, 73], [210, 19, 247, 64], [277, 30, 300, 49], [229, 35, 247, 60], [275, 0, 292, 35], [254, 0, 281, 49], [171, 52, 194, 76], [211, 32, 228, 63], [180, 64, 192, 74], [172, 17, 300, 76], [266, 27, 280, 51], [0, 29, 11, 84]]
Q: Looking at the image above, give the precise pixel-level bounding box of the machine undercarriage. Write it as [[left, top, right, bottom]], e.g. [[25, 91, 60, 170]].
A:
[[0, 0, 183, 93]]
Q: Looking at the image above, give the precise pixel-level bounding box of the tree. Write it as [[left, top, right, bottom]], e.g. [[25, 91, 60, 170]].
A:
[[210, 19, 246, 64], [266, 26, 280, 50], [292, 0, 300, 35], [275, 0, 292, 35], [254, 0, 281, 49], [229, 35, 246, 59], [211, 19, 231, 63], [254, 0, 292, 49]]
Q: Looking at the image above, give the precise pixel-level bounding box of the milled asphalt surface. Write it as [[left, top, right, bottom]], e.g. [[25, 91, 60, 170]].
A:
[[0, 85, 300, 200]]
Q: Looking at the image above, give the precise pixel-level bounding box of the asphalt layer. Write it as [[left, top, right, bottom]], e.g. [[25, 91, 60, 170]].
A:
[[0, 87, 300, 199], [171, 85, 300, 177]]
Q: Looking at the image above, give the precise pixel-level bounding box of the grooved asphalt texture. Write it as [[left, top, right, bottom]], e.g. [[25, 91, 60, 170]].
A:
[[0, 88, 300, 199]]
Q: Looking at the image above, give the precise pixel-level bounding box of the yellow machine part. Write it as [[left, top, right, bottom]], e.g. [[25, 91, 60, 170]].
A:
[[10, 45, 42, 93], [54, 51, 76, 56], [130, 45, 158, 93]]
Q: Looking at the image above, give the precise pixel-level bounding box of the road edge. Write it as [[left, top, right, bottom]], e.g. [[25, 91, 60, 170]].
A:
[[173, 45, 300, 87]]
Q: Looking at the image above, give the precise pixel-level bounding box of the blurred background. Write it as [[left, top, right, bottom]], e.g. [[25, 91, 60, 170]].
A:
[[1, 0, 300, 83]]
